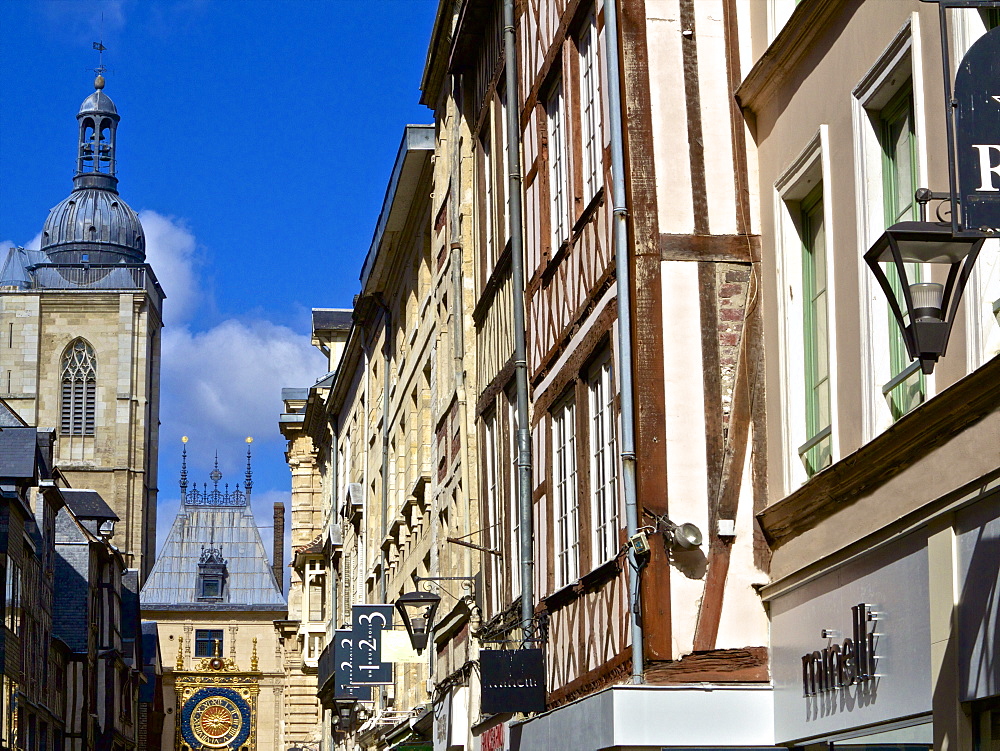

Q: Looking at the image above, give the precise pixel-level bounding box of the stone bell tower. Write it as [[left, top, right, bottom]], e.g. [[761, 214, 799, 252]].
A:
[[0, 73, 163, 580]]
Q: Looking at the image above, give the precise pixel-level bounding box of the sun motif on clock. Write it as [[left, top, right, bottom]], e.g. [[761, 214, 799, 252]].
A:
[[188, 695, 243, 747]]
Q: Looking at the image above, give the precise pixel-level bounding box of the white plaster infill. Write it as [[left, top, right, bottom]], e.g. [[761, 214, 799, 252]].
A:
[[507, 683, 775, 750]]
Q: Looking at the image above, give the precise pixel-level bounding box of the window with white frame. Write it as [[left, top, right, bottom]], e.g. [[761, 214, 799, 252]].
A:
[[483, 409, 503, 615], [499, 83, 511, 246], [589, 355, 619, 566], [552, 395, 579, 588], [307, 559, 326, 622], [480, 84, 511, 278], [853, 23, 930, 439], [799, 184, 833, 476], [547, 80, 570, 250], [481, 128, 497, 269], [578, 10, 602, 205], [775, 129, 838, 492], [507, 391, 521, 598]]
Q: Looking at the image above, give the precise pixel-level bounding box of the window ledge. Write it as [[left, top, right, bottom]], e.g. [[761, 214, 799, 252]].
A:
[[543, 556, 622, 610]]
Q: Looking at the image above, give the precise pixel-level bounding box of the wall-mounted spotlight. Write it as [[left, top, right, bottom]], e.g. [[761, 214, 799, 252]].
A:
[[663, 520, 703, 551]]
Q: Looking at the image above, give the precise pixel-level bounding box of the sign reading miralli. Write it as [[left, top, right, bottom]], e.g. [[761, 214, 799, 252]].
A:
[[801, 604, 878, 697]]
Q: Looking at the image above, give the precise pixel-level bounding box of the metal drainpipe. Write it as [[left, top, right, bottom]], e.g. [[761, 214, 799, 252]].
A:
[[374, 295, 392, 604], [502, 0, 535, 638], [604, 0, 644, 684], [451, 245, 474, 583], [330, 414, 339, 640]]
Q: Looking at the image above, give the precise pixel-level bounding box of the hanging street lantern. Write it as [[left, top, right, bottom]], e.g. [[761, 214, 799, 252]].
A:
[[864, 218, 985, 374], [394, 590, 442, 654]]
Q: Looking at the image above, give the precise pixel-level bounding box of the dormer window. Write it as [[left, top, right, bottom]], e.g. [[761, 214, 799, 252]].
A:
[[200, 576, 222, 599], [197, 546, 227, 602]]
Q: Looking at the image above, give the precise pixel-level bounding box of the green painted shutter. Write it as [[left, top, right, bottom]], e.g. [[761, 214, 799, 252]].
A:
[[800, 184, 832, 476], [880, 86, 925, 420]]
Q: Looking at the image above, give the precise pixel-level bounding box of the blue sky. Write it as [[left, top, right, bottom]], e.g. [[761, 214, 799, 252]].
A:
[[0, 0, 439, 561]]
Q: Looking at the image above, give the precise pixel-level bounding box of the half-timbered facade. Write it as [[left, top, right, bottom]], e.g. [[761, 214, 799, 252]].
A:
[[55, 489, 141, 751], [416, 0, 775, 748]]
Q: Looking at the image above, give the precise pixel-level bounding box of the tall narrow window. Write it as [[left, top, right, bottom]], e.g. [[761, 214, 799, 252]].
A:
[[481, 129, 497, 270], [507, 392, 521, 598], [547, 81, 569, 250], [879, 87, 925, 420], [589, 356, 619, 565], [4, 559, 20, 635], [483, 411, 503, 614], [578, 11, 602, 205], [800, 185, 832, 476], [60, 339, 97, 436], [309, 577, 325, 621], [499, 85, 511, 246], [552, 396, 579, 588]]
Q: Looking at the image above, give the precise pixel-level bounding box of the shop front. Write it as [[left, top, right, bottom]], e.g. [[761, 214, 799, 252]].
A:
[[769, 527, 934, 747], [761, 361, 1000, 749]]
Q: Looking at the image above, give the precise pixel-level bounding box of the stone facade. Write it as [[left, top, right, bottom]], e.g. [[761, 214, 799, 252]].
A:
[[280, 112, 485, 748], [0, 290, 162, 579]]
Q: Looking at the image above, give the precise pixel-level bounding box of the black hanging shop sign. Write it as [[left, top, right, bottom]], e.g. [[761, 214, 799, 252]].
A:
[[955, 24, 1000, 232], [480, 649, 546, 714], [333, 629, 373, 702], [351, 604, 395, 685]]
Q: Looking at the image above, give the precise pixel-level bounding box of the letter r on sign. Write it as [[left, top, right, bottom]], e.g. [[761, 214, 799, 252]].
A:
[[972, 145, 1000, 191]]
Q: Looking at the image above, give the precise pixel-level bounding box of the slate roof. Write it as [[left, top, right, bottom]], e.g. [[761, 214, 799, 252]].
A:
[[0, 399, 27, 427], [0, 428, 38, 479], [139, 622, 162, 702], [53, 508, 92, 651], [0, 246, 49, 290], [140, 505, 285, 611], [61, 489, 118, 520]]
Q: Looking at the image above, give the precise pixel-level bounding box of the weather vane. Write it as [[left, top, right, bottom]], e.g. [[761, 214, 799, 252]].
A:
[[92, 41, 107, 78]]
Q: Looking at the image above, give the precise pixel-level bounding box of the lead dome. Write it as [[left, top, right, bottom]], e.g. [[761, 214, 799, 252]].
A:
[[39, 78, 145, 264]]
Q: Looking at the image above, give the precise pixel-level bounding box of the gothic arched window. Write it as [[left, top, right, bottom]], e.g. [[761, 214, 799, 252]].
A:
[[61, 339, 97, 436]]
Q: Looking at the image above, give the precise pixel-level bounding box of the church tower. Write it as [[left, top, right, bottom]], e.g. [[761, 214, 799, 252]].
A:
[[0, 74, 163, 580]]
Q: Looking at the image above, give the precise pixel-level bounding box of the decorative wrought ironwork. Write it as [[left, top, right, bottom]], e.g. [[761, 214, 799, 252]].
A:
[[180, 439, 253, 507]]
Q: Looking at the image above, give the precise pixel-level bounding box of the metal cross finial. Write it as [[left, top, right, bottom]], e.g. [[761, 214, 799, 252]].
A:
[[210, 451, 222, 487]]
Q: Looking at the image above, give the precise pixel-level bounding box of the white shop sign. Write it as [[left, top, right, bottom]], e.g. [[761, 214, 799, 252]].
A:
[[770, 529, 931, 744]]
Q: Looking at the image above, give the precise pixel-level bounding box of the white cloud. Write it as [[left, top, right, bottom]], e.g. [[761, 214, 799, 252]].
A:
[[140, 210, 199, 324], [135, 211, 326, 582], [161, 317, 325, 460]]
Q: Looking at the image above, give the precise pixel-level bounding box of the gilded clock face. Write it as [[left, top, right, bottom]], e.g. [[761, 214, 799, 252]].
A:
[[180, 688, 252, 749], [190, 695, 242, 747]]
